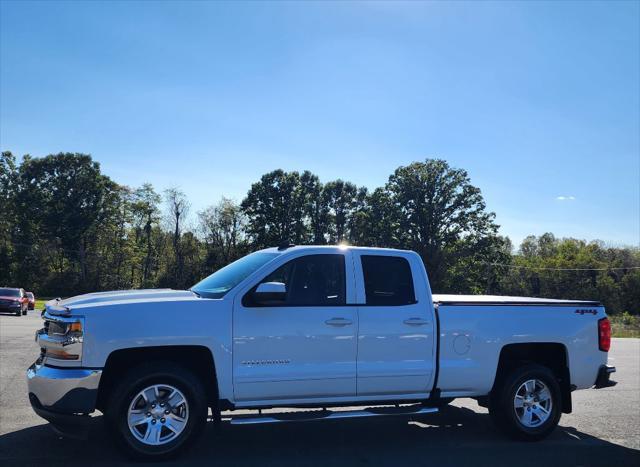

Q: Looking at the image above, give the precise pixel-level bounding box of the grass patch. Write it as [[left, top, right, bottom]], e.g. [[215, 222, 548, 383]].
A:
[[34, 297, 58, 312], [610, 312, 640, 338]]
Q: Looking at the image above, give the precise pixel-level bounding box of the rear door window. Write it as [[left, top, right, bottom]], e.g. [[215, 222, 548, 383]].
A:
[[361, 255, 416, 306]]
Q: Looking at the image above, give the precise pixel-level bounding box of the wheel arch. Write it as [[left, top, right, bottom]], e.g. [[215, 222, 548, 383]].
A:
[[491, 342, 572, 414], [96, 345, 220, 414]]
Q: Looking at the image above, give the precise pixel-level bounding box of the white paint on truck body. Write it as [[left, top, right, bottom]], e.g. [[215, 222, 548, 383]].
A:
[[436, 304, 607, 397], [45, 245, 608, 407]]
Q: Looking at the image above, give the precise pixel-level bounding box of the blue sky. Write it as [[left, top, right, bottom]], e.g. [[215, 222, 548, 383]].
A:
[[1, 1, 638, 247]]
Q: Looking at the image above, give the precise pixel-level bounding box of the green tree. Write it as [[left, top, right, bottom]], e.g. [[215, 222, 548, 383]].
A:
[[2, 150, 637, 314], [199, 197, 246, 272], [92, 184, 134, 291], [131, 184, 162, 286], [385, 159, 501, 290], [345, 186, 370, 245], [499, 234, 640, 314], [301, 171, 329, 245], [348, 187, 399, 247], [322, 180, 359, 244], [14, 153, 117, 293], [241, 170, 311, 247], [0, 151, 18, 285], [621, 270, 640, 313], [164, 187, 190, 287]]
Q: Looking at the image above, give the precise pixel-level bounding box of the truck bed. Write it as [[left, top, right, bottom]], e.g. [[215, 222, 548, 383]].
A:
[[432, 294, 601, 307]]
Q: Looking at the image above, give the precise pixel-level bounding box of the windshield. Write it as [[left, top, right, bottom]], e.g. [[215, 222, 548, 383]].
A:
[[0, 288, 20, 297], [26, 292, 34, 298], [191, 252, 279, 299]]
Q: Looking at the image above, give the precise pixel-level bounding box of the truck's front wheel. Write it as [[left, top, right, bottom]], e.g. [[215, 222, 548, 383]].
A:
[[107, 362, 207, 460], [489, 364, 562, 441]]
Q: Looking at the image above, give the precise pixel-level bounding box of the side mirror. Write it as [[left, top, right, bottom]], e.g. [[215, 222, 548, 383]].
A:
[[253, 282, 286, 304]]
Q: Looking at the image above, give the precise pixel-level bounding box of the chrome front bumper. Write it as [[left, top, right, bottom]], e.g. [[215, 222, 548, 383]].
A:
[[27, 362, 102, 413]]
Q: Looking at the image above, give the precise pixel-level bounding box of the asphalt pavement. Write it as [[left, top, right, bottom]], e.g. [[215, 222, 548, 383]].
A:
[[1, 311, 638, 466]]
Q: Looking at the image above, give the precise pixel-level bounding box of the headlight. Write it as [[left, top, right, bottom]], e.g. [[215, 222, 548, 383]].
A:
[[37, 313, 84, 364]]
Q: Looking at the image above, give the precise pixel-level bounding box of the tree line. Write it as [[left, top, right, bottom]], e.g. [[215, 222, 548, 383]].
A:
[[0, 151, 638, 314]]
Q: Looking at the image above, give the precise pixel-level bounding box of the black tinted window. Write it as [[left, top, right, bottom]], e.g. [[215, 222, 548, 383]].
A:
[[248, 254, 346, 306], [0, 288, 20, 297], [361, 255, 415, 306]]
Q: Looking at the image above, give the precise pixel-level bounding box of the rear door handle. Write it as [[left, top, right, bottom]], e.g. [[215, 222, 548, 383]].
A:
[[325, 318, 353, 326], [403, 318, 430, 326]]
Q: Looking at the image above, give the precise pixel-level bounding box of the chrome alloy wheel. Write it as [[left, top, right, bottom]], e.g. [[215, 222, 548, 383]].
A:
[[127, 384, 189, 446], [513, 379, 552, 428]]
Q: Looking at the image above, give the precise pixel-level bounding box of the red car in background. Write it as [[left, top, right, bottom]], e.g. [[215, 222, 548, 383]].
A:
[[25, 291, 35, 310], [0, 288, 28, 316]]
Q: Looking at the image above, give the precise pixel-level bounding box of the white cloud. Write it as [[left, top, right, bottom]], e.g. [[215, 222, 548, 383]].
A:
[[556, 196, 576, 201]]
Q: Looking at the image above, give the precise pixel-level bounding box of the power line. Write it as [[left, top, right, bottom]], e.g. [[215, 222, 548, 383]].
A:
[[485, 263, 640, 272]]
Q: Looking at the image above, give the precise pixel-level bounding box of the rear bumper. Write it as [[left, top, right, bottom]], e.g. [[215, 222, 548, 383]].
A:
[[27, 362, 102, 438], [594, 364, 617, 389]]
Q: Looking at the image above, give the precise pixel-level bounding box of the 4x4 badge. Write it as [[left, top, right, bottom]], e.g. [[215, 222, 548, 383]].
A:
[[575, 309, 598, 315]]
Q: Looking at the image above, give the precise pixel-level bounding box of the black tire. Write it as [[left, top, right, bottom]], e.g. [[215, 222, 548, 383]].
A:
[[489, 364, 562, 441], [106, 361, 208, 460], [15, 308, 21, 316]]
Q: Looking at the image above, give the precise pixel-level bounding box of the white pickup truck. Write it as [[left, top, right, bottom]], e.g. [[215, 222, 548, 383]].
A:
[[27, 245, 616, 460]]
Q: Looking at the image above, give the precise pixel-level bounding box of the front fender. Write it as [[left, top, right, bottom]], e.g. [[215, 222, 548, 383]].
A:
[[77, 298, 233, 401]]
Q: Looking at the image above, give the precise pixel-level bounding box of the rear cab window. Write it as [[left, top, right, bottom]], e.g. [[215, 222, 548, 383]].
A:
[[360, 255, 416, 306]]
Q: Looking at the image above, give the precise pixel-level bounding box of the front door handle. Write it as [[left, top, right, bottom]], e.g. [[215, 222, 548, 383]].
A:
[[325, 318, 353, 326], [403, 318, 430, 326]]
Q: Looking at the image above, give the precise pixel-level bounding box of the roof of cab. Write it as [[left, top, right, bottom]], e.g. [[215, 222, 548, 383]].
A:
[[259, 245, 413, 255]]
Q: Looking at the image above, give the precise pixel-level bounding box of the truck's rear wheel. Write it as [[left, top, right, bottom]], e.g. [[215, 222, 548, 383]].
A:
[[107, 361, 207, 460], [489, 364, 561, 441]]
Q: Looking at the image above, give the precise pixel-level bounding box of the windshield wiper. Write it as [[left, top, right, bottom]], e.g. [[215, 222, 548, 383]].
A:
[[189, 289, 201, 298]]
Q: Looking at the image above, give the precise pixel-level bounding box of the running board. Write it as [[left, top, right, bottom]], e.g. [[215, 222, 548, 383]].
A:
[[228, 405, 438, 425]]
